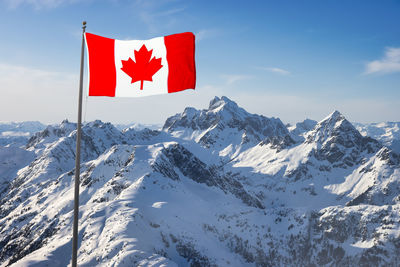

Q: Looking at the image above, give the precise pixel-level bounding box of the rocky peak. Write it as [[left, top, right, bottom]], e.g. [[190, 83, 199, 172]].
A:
[[181, 107, 198, 120], [163, 96, 293, 149], [208, 96, 240, 113], [154, 143, 264, 209], [84, 120, 113, 129], [319, 110, 347, 130], [327, 110, 342, 120], [305, 111, 381, 166], [307, 110, 361, 144], [26, 120, 76, 149], [80, 120, 124, 142]]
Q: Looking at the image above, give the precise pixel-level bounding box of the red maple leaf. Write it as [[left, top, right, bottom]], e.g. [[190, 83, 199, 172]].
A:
[[121, 45, 163, 90]]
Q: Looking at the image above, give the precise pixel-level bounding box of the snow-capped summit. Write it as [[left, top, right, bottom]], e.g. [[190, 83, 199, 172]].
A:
[[26, 119, 77, 151], [304, 110, 381, 167], [163, 96, 249, 132], [163, 96, 293, 158], [308, 110, 378, 148], [115, 122, 161, 131], [307, 110, 354, 142], [207, 96, 243, 114]]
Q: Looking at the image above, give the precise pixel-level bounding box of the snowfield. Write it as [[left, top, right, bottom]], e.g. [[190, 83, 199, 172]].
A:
[[0, 96, 399, 266]]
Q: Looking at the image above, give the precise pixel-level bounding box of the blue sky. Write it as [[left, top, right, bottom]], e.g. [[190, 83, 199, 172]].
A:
[[0, 0, 399, 124]]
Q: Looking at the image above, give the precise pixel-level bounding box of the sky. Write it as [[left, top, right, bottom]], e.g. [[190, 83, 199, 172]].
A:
[[0, 0, 399, 125]]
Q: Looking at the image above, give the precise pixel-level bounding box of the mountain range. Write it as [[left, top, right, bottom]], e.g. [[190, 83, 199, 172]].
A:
[[0, 96, 399, 266]]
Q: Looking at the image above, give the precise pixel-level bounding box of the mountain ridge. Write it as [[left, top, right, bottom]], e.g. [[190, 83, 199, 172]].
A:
[[0, 96, 399, 266]]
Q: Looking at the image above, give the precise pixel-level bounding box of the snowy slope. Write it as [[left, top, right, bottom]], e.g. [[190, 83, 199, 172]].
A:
[[0, 96, 399, 266], [0, 121, 45, 148], [0, 146, 35, 196], [231, 110, 392, 210], [288, 118, 317, 139], [354, 121, 400, 154]]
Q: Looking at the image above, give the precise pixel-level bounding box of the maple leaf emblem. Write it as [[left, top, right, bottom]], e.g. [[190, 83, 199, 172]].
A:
[[121, 45, 163, 90]]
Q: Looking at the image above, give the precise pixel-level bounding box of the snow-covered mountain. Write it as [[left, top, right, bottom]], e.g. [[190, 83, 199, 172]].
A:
[[114, 122, 161, 132], [354, 121, 400, 154], [0, 121, 46, 148], [0, 96, 399, 266], [0, 121, 45, 134], [288, 118, 317, 138], [163, 96, 294, 159]]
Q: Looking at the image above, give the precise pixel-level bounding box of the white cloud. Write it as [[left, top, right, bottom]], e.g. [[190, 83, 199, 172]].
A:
[[257, 67, 291, 75], [220, 74, 252, 85], [196, 29, 219, 41], [155, 7, 185, 17], [4, 0, 78, 9], [365, 47, 400, 75], [139, 8, 185, 34], [133, 0, 186, 35]]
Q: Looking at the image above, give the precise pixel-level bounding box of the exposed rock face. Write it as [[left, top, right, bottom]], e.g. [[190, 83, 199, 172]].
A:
[[26, 119, 76, 150], [160, 143, 264, 209], [0, 97, 399, 266], [163, 96, 295, 157], [307, 111, 381, 168]]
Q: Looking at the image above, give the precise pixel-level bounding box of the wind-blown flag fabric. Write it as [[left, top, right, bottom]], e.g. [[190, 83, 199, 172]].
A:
[[85, 32, 196, 97]]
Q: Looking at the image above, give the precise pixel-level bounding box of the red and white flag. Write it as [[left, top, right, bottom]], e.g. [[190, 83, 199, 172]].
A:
[[85, 32, 196, 97]]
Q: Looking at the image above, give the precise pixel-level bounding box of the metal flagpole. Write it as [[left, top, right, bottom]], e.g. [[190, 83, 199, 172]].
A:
[[72, 20, 86, 267]]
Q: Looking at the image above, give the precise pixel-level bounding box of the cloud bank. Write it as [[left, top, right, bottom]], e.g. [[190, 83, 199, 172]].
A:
[[365, 47, 400, 75], [5, 0, 76, 9], [257, 67, 291, 75]]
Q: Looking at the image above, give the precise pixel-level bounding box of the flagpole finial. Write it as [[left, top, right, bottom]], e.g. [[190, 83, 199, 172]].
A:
[[82, 21, 87, 30]]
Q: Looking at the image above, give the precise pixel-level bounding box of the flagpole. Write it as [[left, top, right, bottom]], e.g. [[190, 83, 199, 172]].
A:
[[72, 20, 86, 267]]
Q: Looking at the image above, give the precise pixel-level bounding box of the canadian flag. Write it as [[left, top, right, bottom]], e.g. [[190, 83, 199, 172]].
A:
[[85, 32, 196, 97]]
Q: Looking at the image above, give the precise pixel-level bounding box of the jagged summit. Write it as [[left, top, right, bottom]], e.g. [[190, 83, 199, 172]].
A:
[[307, 110, 361, 144], [304, 110, 382, 167], [85, 119, 113, 128], [163, 96, 249, 132], [163, 96, 284, 131], [319, 110, 346, 128], [26, 119, 76, 150], [208, 96, 242, 113], [163, 96, 293, 151], [324, 110, 342, 120]]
